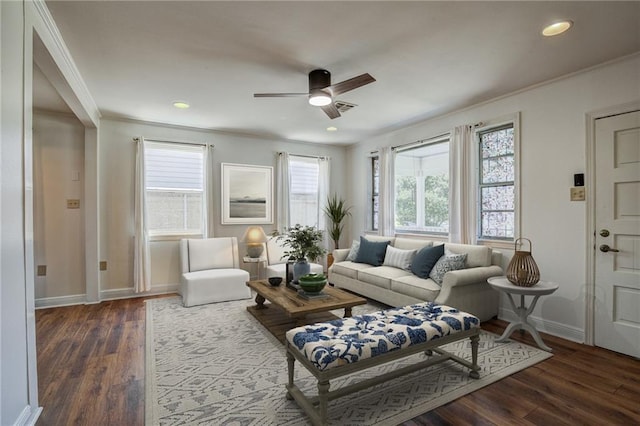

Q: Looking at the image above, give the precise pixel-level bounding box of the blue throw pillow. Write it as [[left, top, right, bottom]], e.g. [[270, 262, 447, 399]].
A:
[[354, 237, 390, 266], [410, 244, 445, 279]]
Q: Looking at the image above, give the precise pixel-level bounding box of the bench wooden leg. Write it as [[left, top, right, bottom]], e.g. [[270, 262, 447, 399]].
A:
[[469, 333, 480, 379], [286, 351, 295, 400], [317, 379, 330, 425]]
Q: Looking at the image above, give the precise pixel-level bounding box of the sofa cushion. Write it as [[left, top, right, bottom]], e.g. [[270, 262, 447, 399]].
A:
[[382, 246, 416, 270], [429, 252, 467, 285], [331, 261, 375, 280], [187, 238, 235, 272], [410, 244, 444, 279], [346, 240, 360, 261], [357, 266, 412, 290], [393, 237, 433, 251], [391, 275, 441, 301], [355, 236, 390, 266], [445, 243, 491, 267]]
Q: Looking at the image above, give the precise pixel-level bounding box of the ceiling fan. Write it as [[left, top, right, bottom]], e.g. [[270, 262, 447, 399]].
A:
[[254, 69, 375, 119]]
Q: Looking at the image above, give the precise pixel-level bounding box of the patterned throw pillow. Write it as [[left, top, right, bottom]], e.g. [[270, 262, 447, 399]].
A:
[[354, 237, 390, 266], [410, 244, 444, 278], [345, 240, 360, 261], [382, 246, 417, 270], [429, 252, 467, 285]]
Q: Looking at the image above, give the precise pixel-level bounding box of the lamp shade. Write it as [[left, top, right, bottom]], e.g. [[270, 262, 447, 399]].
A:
[[242, 226, 268, 258]]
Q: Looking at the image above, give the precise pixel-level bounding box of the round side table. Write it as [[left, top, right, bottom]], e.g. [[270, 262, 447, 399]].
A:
[[487, 276, 559, 352]]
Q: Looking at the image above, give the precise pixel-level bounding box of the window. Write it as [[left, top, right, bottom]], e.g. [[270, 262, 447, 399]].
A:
[[477, 124, 515, 240], [370, 155, 380, 231], [394, 138, 449, 235], [144, 141, 207, 237], [289, 155, 320, 227]]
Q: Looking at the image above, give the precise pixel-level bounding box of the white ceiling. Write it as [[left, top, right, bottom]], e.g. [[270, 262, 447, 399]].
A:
[[38, 1, 640, 144]]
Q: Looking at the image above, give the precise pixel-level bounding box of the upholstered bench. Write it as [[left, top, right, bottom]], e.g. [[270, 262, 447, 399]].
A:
[[284, 303, 480, 425]]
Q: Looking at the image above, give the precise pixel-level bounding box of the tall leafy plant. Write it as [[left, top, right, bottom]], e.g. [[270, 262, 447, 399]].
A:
[[323, 194, 352, 249]]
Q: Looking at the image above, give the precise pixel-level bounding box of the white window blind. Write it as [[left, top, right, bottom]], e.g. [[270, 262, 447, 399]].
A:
[[289, 156, 320, 227]]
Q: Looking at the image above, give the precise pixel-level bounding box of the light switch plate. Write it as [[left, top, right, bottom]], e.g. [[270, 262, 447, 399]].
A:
[[570, 187, 585, 201], [100, 261, 107, 271]]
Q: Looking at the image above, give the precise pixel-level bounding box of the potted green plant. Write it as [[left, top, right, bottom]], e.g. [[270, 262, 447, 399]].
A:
[[323, 194, 352, 267], [275, 224, 326, 282]]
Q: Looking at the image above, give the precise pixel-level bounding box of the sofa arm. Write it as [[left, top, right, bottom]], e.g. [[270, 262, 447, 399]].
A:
[[441, 265, 503, 288], [333, 248, 351, 262]]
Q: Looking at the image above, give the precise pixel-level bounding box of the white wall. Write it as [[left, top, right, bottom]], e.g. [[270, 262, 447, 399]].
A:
[[1, 1, 36, 423], [98, 118, 349, 297], [33, 112, 86, 302], [347, 54, 640, 342]]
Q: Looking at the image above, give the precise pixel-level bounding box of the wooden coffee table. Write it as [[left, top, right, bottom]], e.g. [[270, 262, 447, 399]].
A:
[[246, 280, 367, 343]]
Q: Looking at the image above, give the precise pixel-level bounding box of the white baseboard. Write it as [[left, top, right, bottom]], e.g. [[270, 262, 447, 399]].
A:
[[35, 294, 86, 309], [13, 405, 42, 426], [35, 284, 179, 309], [99, 284, 179, 301], [498, 307, 585, 343]]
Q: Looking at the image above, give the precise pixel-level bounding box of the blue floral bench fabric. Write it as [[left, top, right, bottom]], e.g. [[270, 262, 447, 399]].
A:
[[286, 302, 480, 371]]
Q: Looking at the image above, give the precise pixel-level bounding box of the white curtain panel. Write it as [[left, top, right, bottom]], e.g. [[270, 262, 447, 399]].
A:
[[276, 152, 291, 232], [134, 138, 151, 292], [449, 125, 476, 244], [202, 145, 211, 237], [378, 146, 396, 237], [318, 156, 331, 255]]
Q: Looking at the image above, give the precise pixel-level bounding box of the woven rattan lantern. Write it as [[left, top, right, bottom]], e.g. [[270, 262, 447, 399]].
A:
[[506, 238, 540, 287]]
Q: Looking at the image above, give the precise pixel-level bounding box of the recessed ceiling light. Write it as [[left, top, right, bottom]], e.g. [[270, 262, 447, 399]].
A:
[[326, 126, 338, 132], [173, 101, 190, 109], [542, 20, 573, 37]]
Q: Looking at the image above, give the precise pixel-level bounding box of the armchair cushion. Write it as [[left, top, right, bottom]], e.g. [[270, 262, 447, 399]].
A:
[[186, 238, 236, 272], [179, 237, 250, 307]]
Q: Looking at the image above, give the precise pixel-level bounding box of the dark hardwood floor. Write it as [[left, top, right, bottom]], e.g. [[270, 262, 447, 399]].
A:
[[36, 296, 640, 425]]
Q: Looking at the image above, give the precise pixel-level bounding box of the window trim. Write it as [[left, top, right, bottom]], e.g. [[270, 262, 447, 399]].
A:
[[474, 113, 521, 248], [369, 154, 380, 232], [144, 140, 208, 239], [394, 134, 450, 237]]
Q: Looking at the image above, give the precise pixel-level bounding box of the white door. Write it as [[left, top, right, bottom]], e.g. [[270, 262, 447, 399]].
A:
[[594, 110, 640, 358]]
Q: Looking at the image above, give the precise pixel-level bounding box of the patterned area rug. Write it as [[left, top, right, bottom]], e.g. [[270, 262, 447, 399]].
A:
[[145, 297, 551, 425]]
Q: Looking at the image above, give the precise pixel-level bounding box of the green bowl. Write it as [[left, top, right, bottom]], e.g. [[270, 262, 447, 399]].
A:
[[298, 274, 327, 293]]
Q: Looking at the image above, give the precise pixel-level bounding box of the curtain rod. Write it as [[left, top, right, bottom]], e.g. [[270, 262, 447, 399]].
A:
[[133, 137, 214, 148], [279, 152, 330, 160], [392, 131, 450, 151]]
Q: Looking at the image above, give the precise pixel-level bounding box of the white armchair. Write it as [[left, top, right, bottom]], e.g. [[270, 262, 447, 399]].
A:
[[264, 237, 323, 280], [179, 237, 251, 307]]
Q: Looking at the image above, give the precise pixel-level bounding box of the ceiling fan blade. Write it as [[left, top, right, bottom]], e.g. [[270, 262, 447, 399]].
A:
[[253, 93, 307, 98], [320, 103, 341, 119], [329, 73, 375, 96]]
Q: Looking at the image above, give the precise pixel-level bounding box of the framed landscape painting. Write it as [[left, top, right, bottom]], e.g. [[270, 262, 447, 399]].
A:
[[221, 163, 273, 224]]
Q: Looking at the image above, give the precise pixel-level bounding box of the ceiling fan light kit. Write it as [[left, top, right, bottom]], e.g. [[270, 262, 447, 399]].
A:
[[309, 90, 332, 106], [254, 68, 375, 119]]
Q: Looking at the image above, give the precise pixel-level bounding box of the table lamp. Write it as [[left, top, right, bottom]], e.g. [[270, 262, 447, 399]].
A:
[[241, 226, 268, 258]]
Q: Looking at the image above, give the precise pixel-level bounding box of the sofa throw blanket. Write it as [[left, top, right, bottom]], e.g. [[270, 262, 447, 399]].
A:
[[287, 303, 479, 371]]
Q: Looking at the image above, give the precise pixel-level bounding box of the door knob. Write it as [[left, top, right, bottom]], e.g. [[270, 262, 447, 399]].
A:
[[599, 244, 620, 253]]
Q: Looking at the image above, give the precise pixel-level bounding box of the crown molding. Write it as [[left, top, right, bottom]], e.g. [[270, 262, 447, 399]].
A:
[[28, 0, 101, 128]]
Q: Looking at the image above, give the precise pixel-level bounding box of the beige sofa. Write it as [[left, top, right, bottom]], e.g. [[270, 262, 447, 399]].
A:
[[328, 236, 503, 321]]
